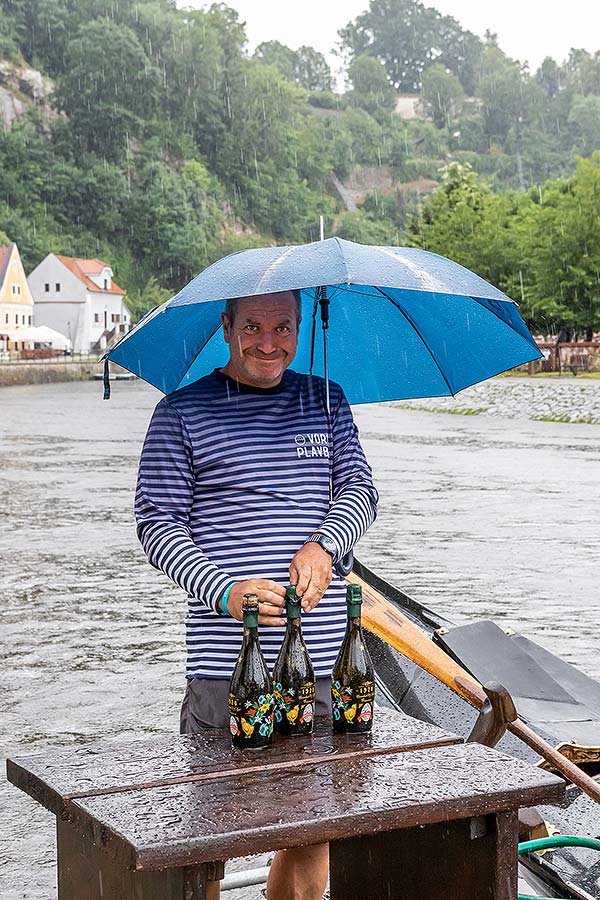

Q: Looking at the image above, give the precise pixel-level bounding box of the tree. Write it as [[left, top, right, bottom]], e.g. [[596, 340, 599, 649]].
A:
[[568, 95, 600, 154], [254, 41, 296, 80], [476, 47, 542, 143], [254, 42, 332, 91], [521, 154, 600, 331], [339, 0, 483, 94], [56, 19, 162, 161], [421, 64, 464, 128], [535, 57, 562, 100], [294, 47, 333, 92], [405, 162, 524, 301], [347, 55, 395, 121]]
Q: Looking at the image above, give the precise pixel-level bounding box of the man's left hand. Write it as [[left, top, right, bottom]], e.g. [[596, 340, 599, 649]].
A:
[[289, 543, 332, 612]]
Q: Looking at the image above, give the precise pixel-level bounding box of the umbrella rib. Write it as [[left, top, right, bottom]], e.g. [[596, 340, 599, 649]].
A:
[[373, 286, 456, 398], [176, 319, 224, 391], [469, 295, 540, 353]]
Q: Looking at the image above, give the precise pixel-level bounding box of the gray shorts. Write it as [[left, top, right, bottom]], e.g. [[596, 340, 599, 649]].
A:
[[180, 677, 332, 734]]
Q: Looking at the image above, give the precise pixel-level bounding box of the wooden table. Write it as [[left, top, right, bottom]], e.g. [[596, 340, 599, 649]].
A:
[[7, 710, 564, 900]]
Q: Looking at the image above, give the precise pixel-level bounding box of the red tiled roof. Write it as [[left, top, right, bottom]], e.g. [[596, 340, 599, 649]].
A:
[[0, 243, 14, 289], [56, 255, 125, 295]]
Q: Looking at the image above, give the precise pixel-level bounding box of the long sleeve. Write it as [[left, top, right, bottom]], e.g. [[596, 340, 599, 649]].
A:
[[135, 400, 233, 614], [318, 388, 378, 559]]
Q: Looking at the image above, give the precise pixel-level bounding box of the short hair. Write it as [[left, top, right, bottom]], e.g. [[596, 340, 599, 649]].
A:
[[224, 290, 302, 325]]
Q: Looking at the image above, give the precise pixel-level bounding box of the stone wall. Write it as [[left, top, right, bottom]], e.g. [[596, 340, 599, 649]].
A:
[[0, 359, 103, 386]]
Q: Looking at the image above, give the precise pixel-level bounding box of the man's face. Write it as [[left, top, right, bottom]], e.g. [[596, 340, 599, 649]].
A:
[[221, 291, 300, 388]]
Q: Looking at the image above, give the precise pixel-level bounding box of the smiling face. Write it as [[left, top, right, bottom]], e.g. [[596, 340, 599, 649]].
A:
[[220, 291, 300, 388]]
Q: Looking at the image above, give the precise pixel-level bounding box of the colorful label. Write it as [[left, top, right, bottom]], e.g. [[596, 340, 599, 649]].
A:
[[228, 691, 274, 741], [273, 681, 315, 728], [332, 680, 375, 727]]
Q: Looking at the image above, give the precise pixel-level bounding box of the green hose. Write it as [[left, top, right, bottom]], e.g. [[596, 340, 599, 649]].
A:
[[517, 835, 600, 900]]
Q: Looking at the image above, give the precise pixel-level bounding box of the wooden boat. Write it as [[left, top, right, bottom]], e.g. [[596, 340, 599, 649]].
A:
[[356, 559, 600, 900]]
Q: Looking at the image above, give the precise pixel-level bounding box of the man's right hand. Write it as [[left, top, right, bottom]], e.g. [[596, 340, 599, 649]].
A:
[[227, 580, 286, 626]]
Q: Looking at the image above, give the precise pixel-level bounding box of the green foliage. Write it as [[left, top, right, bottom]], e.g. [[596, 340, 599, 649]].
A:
[[333, 210, 397, 245], [55, 19, 161, 162], [347, 55, 396, 122], [421, 64, 464, 128], [127, 275, 171, 320], [2, 0, 600, 335], [254, 41, 332, 91], [0, 11, 21, 59], [340, 0, 483, 93]]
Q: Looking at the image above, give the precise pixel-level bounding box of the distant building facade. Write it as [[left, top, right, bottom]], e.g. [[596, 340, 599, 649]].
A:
[[0, 242, 34, 352], [28, 255, 131, 354], [394, 94, 428, 120]]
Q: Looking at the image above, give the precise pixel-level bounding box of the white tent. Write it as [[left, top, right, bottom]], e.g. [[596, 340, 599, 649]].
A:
[[14, 325, 72, 350]]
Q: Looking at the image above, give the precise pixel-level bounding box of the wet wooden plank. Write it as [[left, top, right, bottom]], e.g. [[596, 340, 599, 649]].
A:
[[330, 811, 518, 900], [6, 710, 460, 814], [65, 742, 564, 871]]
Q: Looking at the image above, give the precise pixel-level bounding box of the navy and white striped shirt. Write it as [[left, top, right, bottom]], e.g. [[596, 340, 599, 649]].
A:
[[135, 368, 378, 679]]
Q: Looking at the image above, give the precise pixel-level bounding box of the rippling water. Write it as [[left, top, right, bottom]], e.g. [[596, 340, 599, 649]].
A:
[[1, 378, 599, 898]]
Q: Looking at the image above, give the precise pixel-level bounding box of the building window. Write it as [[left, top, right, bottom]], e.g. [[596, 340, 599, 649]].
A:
[[55, 283, 61, 292], [12, 285, 16, 294], [104, 279, 108, 289], [15, 314, 18, 324], [28, 315, 32, 325], [22, 315, 26, 324], [94, 313, 100, 323], [4, 314, 8, 324], [44, 283, 50, 292]]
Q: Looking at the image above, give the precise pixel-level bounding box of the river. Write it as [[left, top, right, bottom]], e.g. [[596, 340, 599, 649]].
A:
[[1, 377, 599, 898]]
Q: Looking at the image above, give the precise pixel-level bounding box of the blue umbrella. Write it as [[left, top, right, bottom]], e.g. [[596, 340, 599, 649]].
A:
[[105, 237, 541, 404]]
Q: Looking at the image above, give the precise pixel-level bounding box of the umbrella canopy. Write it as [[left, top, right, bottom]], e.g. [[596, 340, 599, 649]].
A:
[[107, 238, 540, 404]]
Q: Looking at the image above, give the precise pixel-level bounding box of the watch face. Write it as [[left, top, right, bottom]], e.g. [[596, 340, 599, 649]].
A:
[[318, 536, 336, 556]]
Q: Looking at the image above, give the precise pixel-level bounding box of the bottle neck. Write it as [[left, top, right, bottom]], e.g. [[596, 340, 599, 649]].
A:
[[242, 611, 259, 635], [347, 601, 362, 622]]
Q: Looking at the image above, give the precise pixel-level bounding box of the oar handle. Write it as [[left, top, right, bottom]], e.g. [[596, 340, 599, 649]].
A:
[[348, 572, 600, 806], [508, 719, 600, 803]]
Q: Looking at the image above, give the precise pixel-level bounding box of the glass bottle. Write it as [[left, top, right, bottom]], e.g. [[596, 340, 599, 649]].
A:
[[228, 594, 274, 749], [273, 586, 316, 736], [331, 584, 375, 733]]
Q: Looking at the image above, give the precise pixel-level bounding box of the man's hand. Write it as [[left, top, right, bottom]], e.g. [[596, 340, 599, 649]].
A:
[[289, 543, 333, 612], [228, 579, 286, 626]]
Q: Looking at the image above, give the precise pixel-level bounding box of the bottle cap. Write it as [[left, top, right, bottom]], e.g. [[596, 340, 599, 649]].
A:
[[242, 594, 259, 624], [286, 585, 301, 618], [346, 583, 362, 618]]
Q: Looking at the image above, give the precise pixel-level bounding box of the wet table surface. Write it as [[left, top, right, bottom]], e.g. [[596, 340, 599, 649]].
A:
[[7, 710, 564, 875]]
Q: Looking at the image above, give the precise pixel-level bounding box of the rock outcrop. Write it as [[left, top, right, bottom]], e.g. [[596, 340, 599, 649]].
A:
[[0, 60, 55, 130]]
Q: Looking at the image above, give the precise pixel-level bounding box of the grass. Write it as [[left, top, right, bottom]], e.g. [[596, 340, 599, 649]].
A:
[[394, 403, 488, 416], [532, 413, 600, 424]]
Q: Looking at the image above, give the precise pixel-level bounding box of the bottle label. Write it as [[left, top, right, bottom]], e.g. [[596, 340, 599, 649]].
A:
[[228, 691, 274, 741], [332, 680, 375, 726], [273, 680, 315, 727]]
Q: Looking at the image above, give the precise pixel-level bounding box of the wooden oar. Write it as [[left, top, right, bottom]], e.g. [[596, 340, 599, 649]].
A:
[[347, 571, 600, 805]]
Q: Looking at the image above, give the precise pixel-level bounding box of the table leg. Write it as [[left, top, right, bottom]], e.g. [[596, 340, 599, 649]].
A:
[[329, 811, 518, 900], [56, 817, 212, 900]]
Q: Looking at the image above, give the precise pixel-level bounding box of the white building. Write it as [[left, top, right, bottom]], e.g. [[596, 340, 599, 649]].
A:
[[28, 254, 132, 354]]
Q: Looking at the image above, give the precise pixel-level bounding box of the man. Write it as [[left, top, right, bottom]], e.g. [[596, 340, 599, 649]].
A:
[[135, 290, 378, 900]]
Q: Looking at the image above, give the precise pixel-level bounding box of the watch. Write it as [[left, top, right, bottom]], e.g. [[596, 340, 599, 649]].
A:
[[304, 533, 337, 561]]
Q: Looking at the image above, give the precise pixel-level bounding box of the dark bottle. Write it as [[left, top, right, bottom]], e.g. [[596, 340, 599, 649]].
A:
[[228, 594, 274, 750], [273, 586, 316, 736], [331, 584, 375, 733]]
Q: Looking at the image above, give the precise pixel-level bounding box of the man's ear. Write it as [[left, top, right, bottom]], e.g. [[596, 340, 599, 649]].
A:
[[221, 313, 231, 343]]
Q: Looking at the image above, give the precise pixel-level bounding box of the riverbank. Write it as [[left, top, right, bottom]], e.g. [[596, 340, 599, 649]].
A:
[[0, 359, 138, 386], [394, 375, 600, 424]]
